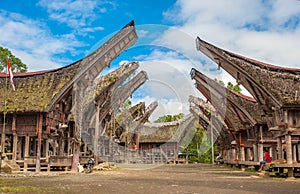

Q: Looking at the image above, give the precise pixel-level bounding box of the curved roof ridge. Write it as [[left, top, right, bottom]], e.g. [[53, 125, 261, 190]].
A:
[[230, 89, 256, 103], [197, 37, 300, 74], [0, 60, 81, 78], [226, 50, 300, 73]]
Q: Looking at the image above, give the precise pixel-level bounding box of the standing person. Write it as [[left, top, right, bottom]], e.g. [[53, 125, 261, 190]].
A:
[[258, 149, 271, 171]]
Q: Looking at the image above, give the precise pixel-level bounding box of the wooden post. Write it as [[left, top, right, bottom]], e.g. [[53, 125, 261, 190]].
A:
[[45, 139, 50, 172], [293, 144, 297, 162], [12, 134, 17, 161], [231, 148, 236, 162], [67, 131, 71, 155], [94, 105, 100, 162], [285, 134, 293, 164], [12, 114, 17, 161], [24, 135, 30, 172], [240, 146, 245, 162], [277, 137, 283, 159], [17, 137, 22, 160], [245, 148, 250, 161], [297, 144, 300, 162], [271, 144, 277, 160], [253, 144, 258, 162], [36, 113, 43, 172], [258, 143, 264, 162]]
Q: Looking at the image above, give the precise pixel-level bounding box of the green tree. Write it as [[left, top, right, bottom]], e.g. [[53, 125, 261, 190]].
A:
[[232, 84, 241, 93], [215, 79, 242, 94], [0, 46, 27, 72], [227, 82, 234, 90], [154, 113, 184, 123]]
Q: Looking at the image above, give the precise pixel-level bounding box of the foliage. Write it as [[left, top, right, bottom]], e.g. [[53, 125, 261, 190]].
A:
[[183, 123, 219, 163], [0, 46, 27, 72], [154, 113, 184, 123], [214, 78, 242, 93], [227, 82, 242, 93]]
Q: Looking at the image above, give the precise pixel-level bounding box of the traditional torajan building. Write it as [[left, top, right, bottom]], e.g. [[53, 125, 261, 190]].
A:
[[0, 21, 138, 172], [119, 114, 197, 164], [195, 37, 300, 177], [190, 69, 277, 164]]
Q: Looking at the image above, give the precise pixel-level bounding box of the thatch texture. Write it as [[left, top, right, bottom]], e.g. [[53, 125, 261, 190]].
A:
[[138, 114, 196, 143], [196, 37, 300, 106], [0, 62, 80, 113]]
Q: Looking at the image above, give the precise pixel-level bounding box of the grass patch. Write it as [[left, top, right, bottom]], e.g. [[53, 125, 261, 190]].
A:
[[0, 178, 64, 193], [0, 186, 45, 193]]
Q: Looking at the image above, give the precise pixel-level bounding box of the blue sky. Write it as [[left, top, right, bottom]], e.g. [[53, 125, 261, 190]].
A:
[[1, 1, 300, 120]]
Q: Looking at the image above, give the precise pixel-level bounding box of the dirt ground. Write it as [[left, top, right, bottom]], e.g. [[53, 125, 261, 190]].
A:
[[1, 163, 300, 194]]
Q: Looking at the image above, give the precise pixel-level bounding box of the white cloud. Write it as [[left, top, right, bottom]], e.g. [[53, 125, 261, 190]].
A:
[[37, 0, 115, 30], [127, 52, 202, 121], [0, 10, 84, 71], [163, 0, 300, 69]]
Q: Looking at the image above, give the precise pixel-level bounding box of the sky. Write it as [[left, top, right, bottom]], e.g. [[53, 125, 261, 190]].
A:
[[1, 0, 300, 121]]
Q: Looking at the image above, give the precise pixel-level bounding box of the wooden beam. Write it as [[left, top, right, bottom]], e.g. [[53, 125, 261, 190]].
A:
[[36, 113, 43, 172]]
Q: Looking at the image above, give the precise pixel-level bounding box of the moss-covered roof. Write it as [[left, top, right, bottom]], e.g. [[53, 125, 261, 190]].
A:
[[196, 37, 300, 107], [0, 21, 137, 114], [0, 61, 80, 113]]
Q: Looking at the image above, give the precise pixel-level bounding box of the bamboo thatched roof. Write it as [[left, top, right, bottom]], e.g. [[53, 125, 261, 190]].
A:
[[0, 21, 137, 114], [0, 62, 80, 113], [196, 37, 300, 107]]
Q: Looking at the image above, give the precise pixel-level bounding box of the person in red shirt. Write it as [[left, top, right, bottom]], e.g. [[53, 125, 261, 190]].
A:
[[258, 149, 272, 171]]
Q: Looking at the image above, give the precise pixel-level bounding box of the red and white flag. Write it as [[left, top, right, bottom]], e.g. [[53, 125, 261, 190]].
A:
[[7, 56, 16, 91]]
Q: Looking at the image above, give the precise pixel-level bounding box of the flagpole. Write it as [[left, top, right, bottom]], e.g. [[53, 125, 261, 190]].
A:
[[0, 57, 9, 172]]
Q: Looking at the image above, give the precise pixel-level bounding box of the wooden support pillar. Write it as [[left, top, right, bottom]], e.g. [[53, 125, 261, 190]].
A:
[[277, 137, 283, 159], [24, 135, 30, 172], [240, 146, 245, 162], [12, 114, 17, 161], [293, 144, 297, 162], [297, 144, 300, 162], [258, 143, 264, 162], [246, 148, 251, 161], [17, 137, 22, 160], [12, 133, 18, 161], [36, 113, 43, 173], [285, 134, 293, 164], [227, 149, 230, 161], [53, 139, 57, 156], [253, 144, 258, 162], [67, 131, 71, 155], [271, 144, 277, 160], [231, 148, 236, 161], [94, 105, 100, 162], [45, 139, 50, 172]]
